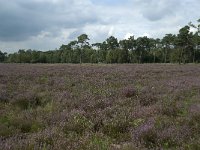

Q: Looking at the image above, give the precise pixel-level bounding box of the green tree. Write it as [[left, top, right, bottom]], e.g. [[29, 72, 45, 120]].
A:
[[30, 50, 40, 63], [189, 19, 200, 63], [135, 36, 150, 63], [162, 34, 176, 63], [92, 42, 106, 63], [126, 36, 136, 63], [106, 36, 119, 50], [119, 39, 130, 63], [38, 52, 47, 63], [0, 51, 7, 62], [150, 38, 162, 63], [105, 36, 119, 63], [77, 34, 90, 64], [106, 49, 119, 63], [176, 26, 193, 64], [99, 41, 109, 63]]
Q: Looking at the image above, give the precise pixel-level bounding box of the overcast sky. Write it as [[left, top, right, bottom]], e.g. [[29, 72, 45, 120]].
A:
[[0, 0, 199, 53]]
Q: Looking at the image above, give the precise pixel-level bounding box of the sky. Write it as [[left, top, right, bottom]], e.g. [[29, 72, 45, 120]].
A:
[[0, 0, 199, 53]]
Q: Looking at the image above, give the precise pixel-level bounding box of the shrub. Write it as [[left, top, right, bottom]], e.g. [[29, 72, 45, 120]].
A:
[[11, 117, 43, 133], [83, 133, 112, 150], [102, 117, 131, 142], [13, 99, 30, 110], [141, 128, 157, 148], [12, 92, 47, 110], [134, 118, 157, 148], [0, 91, 9, 103], [36, 136, 54, 147], [122, 87, 137, 98], [137, 86, 158, 106], [184, 141, 200, 150], [0, 124, 15, 137], [161, 100, 181, 117], [139, 94, 158, 106], [63, 113, 93, 135], [157, 126, 179, 148]]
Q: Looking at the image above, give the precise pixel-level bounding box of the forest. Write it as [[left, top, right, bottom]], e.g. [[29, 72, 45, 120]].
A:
[[0, 19, 200, 64]]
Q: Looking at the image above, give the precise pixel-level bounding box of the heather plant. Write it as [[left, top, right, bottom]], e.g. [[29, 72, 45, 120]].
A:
[[122, 86, 137, 98], [0, 90, 9, 103], [0, 64, 200, 149], [78, 133, 112, 150], [0, 124, 16, 137], [102, 118, 130, 142], [133, 118, 157, 148], [139, 93, 158, 106], [0, 113, 44, 137], [159, 98, 184, 117], [63, 112, 94, 136], [11, 91, 51, 110], [187, 104, 200, 134], [137, 86, 159, 106]]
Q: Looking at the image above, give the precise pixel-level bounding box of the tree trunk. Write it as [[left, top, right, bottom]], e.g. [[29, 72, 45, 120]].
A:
[[193, 47, 196, 63], [180, 48, 184, 64], [164, 49, 167, 63], [79, 49, 82, 64], [178, 48, 182, 64], [139, 51, 142, 63]]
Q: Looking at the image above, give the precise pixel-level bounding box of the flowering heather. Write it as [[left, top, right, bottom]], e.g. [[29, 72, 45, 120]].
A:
[[0, 64, 200, 149]]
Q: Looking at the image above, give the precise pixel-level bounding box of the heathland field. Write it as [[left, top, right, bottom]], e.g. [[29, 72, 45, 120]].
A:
[[0, 64, 200, 149]]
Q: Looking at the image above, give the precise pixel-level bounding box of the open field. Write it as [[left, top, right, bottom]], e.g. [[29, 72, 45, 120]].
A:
[[0, 64, 200, 149]]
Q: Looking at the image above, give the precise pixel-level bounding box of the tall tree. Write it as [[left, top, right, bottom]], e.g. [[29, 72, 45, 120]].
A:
[[162, 34, 176, 63], [119, 39, 130, 63], [135, 36, 150, 63], [77, 34, 90, 64], [0, 51, 7, 62], [189, 19, 200, 62], [176, 26, 193, 64], [105, 36, 119, 63], [126, 36, 136, 63], [92, 43, 103, 63], [106, 36, 119, 50]]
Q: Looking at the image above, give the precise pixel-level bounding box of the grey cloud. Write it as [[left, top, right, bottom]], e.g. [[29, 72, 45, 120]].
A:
[[134, 0, 181, 21], [0, 0, 99, 41]]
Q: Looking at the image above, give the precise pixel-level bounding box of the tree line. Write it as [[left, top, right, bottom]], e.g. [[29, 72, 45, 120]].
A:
[[0, 19, 200, 64]]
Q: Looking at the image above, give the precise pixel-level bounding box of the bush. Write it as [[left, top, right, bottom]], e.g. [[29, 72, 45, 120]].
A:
[[122, 87, 137, 98], [64, 114, 93, 135], [0, 91, 9, 103], [161, 101, 181, 117], [134, 118, 157, 148], [12, 93, 47, 110], [11, 117, 42, 133], [82, 133, 112, 150], [141, 129, 157, 148], [102, 116, 131, 142], [139, 94, 158, 106], [0, 124, 15, 137]]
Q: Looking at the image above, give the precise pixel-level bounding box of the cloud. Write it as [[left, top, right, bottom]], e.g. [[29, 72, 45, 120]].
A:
[[91, 0, 127, 6], [0, 0, 99, 41], [0, 0, 199, 52], [132, 0, 181, 21]]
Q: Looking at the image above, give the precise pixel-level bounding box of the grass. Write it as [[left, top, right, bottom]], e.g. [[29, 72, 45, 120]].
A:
[[0, 63, 200, 149]]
